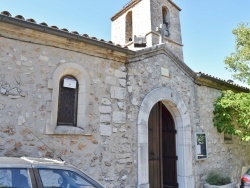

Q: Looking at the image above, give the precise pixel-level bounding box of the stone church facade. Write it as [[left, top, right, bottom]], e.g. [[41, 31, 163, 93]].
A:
[[0, 0, 250, 187]]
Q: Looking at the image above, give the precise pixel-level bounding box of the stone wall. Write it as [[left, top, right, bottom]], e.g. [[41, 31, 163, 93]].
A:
[[0, 34, 137, 187], [194, 86, 250, 187], [127, 45, 250, 187], [127, 45, 197, 187]]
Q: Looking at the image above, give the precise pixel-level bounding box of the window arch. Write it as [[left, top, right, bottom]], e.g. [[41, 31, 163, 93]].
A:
[[57, 75, 79, 127], [125, 11, 133, 43], [47, 63, 90, 135], [162, 6, 170, 37]]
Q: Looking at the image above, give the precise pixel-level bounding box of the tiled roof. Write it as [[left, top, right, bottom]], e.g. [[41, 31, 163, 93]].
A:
[[0, 11, 132, 53], [196, 72, 249, 91]]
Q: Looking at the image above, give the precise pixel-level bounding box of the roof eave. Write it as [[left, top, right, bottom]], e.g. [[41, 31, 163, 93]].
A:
[[0, 14, 135, 55], [195, 73, 250, 92]]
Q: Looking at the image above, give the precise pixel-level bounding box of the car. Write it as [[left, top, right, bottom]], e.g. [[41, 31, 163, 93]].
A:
[[241, 168, 250, 188], [0, 156, 104, 188]]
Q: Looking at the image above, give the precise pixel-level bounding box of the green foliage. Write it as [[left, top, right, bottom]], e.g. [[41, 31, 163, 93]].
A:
[[213, 90, 250, 141], [206, 172, 231, 186], [225, 23, 250, 85]]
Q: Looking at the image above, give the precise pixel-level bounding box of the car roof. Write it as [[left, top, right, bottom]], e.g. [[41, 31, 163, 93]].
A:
[[0, 157, 66, 166]]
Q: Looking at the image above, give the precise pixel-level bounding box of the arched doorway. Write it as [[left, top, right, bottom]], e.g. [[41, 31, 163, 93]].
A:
[[137, 87, 194, 188], [148, 102, 177, 188]]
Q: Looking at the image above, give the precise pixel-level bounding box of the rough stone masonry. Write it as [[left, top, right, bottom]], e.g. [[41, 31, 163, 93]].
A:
[[1, 0, 250, 187]]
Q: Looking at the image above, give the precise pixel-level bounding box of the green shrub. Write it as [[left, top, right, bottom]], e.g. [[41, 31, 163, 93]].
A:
[[206, 172, 231, 185]]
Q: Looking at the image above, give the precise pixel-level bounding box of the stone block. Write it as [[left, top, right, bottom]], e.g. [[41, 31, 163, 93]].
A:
[[128, 86, 133, 93], [115, 70, 127, 78], [118, 158, 133, 164], [100, 115, 111, 123], [8, 88, 19, 96], [102, 98, 111, 105], [110, 86, 126, 100], [99, 106, 112, 114], [18, 116, 25, 125], [8, 95, 20, 99], [39, 55, 49, 62], [121, 175, 127, 180], [0, 88, 7, 95], [99, 124, 112, 136], [106, 76, 116, 85], [54, 126, 85, 135], [117, 153, 132, 159], [60, 60, 66, 63], [120, 66, 126, 71], [113, 111, 126, 123], [131, 98, 139, 106], [119, 127, 127, 132], [20, 55, 27, 61], [22, 61, 33, 67], [119, 79, 126, 87]]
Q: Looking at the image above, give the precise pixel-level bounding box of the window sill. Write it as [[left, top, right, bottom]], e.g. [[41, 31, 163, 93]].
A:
[[53, 126, 86, 135]]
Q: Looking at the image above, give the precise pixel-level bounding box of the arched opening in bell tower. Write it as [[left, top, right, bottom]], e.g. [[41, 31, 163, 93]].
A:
[[162, 6, 170, 37], [125, 11, 133, 43]]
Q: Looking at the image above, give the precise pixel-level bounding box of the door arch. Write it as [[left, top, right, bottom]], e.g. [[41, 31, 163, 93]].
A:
[[137, 87, 194, 188], [148, 102, 177, 187]]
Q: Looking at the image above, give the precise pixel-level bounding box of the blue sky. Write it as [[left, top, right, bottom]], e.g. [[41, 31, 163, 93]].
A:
[[1, 0, 250, 86]]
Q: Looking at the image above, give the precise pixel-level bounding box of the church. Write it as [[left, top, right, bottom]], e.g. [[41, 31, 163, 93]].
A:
[[0, 0, 250, 187]]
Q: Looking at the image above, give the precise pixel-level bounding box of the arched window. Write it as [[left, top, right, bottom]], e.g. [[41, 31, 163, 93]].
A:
[[162, 6, 169, 37], [125, 11, 133, 43], [47, 63, 90, 135], [57, 75, 79, 126]]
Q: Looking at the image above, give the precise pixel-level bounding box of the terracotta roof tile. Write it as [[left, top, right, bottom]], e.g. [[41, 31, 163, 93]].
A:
[[26, 18, 36, 23], [196, 72, 249, 90], [1, 11, 11, 16], [61, 28, 69, 32], [0, 10, 129, 50], [39, 22, 48, 26], [50, 25, 59, 29], [71, 31, 79, 35], [15, 15, 25, 20]]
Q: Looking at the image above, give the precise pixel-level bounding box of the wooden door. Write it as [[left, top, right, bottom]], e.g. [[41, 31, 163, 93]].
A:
[[148, 102, 161, 188], [148, 102, 177, 188]]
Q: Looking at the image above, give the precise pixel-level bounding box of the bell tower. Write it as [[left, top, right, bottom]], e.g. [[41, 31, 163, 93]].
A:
[[111, 0, 183, 59]]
